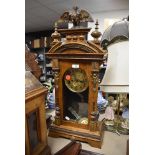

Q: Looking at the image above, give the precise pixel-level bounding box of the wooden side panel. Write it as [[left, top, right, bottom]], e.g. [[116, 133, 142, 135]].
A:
[[25, 92, 50, 155]]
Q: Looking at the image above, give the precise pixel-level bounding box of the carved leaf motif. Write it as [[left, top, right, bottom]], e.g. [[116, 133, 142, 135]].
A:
[[79, 10, 94, 22], [60, 11, 70, 21]]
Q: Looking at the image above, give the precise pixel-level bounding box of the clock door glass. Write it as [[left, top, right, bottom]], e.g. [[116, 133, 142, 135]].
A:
[[27, 110, 40, 151], [63, 68, 89, 125]]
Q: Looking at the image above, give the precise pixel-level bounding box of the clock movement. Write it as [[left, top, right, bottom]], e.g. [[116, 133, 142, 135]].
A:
[[64, 68, 88, 93]]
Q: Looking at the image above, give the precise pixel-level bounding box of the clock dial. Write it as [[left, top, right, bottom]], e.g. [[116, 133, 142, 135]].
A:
[[64, 68, 88, 92]]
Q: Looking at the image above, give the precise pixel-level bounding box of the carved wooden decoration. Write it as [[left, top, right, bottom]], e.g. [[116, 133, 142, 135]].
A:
[[46, 27, 106, 148], [25, 46, 42, 80]]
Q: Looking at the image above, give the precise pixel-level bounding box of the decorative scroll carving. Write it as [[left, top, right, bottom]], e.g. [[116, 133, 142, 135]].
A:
[[52, 59, 60, 90], [53, 68, 60, 112], [91, 62, 99, 92], [52, 59, 60, 114], [55, 107, 61, 126], [92, 72, 98, 92], [54, 70, 60, 89], [90, 112, 97, 131]]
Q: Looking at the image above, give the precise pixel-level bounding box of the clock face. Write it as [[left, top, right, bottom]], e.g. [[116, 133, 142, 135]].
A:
[[64, 68, 88, 93]]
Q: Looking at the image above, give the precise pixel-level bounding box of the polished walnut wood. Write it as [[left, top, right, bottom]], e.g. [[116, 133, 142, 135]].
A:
[[25, 72, 51, 155], [46, 27, 106, 148]]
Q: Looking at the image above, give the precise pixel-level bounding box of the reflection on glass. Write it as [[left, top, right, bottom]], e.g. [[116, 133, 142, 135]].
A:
[[28, 110, 39, 150], [63, 80, 89, 125]]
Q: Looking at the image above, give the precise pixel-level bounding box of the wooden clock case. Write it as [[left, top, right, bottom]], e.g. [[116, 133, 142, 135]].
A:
[[46, 28, 106, 148], [25, 71, 51, 155]]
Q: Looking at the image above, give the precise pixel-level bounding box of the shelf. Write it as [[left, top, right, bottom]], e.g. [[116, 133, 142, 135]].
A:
[[30, 47, 50, 53], [28, 45, 54, 83], [46, 74, 53, 76], [38, 60, 44, 62], [30, 47, 50, 50], [46, 65, 52, 68]]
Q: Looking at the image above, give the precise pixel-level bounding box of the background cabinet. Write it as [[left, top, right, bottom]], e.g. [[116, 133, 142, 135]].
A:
[[25, 71, 51, 155], [26, 30, 54, 83]]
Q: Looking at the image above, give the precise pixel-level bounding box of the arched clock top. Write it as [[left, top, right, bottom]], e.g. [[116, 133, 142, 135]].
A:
[[48, 42, 104, 54], [46, 27, 106, 58]]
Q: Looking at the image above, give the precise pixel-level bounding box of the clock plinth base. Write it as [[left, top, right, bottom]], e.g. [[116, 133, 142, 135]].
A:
[[48, 123, 104, 148]]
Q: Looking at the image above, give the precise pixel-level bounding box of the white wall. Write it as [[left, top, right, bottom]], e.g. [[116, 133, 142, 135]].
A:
[[88, 10, 129, 40]]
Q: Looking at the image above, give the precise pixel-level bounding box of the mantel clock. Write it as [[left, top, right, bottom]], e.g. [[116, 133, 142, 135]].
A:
[[46, 25, 106, 148]]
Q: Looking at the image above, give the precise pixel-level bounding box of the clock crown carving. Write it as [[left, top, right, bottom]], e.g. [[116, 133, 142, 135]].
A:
[[59, 6, 94, 28], [47, 27, 106, 60]]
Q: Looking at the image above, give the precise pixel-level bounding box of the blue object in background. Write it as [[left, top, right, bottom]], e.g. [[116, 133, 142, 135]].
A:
[[38, 54, 44, 61], [122, 107, 129, 119], [48, 103, 55, 109], [47, 92, 55, 109], [97, 91, 108, 112]]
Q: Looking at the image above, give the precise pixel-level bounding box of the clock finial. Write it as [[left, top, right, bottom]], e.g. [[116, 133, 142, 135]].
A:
[[91, 19, 102, 45], [51, 22, 61, 46]]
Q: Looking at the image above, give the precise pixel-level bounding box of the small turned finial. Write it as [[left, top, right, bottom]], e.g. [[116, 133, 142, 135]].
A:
[[91, 19, 102, 45], [54, 22, 58, 31], [51, 22, 61, 46], [95, 19, 99, 27]]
